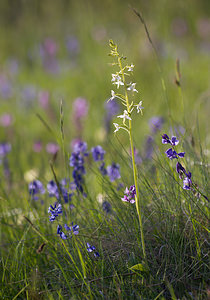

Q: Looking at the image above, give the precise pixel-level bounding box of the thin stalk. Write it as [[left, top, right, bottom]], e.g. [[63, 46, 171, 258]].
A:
[[118, 56, 146, 261]]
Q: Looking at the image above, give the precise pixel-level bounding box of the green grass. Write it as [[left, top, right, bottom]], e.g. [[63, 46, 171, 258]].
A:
[[0, 1, 209, 299]]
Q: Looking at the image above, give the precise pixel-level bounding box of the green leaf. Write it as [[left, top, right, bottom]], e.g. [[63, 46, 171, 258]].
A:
[[129, 263, 148, 274]]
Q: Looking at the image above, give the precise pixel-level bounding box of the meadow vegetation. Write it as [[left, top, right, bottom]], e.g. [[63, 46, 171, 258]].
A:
[[0, 1, 209, 299]]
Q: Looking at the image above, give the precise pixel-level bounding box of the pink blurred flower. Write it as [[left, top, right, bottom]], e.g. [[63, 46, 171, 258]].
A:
[[46, 143, 59, 154], [33, 141, 43, 153], [0, 113, 13, 127], [73, 97, 89, 119], [38, 91, 49, 109]]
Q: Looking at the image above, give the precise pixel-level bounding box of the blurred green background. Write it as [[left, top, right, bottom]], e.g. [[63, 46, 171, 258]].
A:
[[0, 0, 209, 175]]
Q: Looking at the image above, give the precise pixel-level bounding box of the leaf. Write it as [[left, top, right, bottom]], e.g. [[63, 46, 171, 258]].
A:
[[129, 263, 149, 274]]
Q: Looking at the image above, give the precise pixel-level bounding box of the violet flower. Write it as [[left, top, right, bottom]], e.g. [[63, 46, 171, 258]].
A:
[[121, 185, 136, 204], [91, 145, 105, 161], [107, 163, 121, 182]]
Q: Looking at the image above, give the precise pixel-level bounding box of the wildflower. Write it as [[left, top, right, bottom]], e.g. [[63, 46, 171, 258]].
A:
[[121, 185, 136, 204], [0, 114, 13, 127], [117, 110, 131, 124], [135, 101, 144, 114], [165, 148, 185, 160], [127, 82, 138, 93], [48, 203, 62, 222], [28, 180, 45, 200], [162, 134, 179, 146], [86, 243, 100, 258], [111, 74, 124, 88], [176, 162, 186, 179], [107, 163, 121, 182], [33, 141, 42, 153], [91, 145, 105, 161], [57, 225, 67, 239], [99, 162, 107, 175], [183, 172, 192, 190], [46, 143, 59, 154], [148, 116, 164, 134], [102, 201, 112, 214], [69, 141, 88, 194], [64, 222, 79, 235], [109, 90, 116, 101], [73, 97, 89, 119], [47, 180, 73, 203], [113, 123, 120, 133], [127, 64, 134, 72], [0, 143, 11, 157], [162, 134, 171, 144]]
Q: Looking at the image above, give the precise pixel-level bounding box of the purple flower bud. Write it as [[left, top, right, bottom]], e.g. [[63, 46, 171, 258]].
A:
[[162, 134, 171, 144]]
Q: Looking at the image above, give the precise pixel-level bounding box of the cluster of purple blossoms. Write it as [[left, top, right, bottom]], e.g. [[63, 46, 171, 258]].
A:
[[162, 133, 191, 190], [69, 141, 88, 194], [48, 203, 62, 222], [121, 185, 136, 204], [47, 179, 73, 203], [28, 180, 45, 200], [162, 134, 185, 160], [57, 222, 79, 239], [86, 242, 100, 258], [91, 145, 105, 162]]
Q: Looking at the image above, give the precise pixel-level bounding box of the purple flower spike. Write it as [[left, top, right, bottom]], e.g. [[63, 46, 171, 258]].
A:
[[165, 148, 178, 160], [48, 203, 62, 222], [91, 145, 105, 161], [162, 134, 171, 144]]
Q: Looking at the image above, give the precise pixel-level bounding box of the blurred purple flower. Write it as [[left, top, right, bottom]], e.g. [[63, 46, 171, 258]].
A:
[[0, 75, 13, 99], [107, 163, 121, 182], [21, 85, 36, 102], [104, 100, 120, 132], [0, 143, 11, 156], [91, 145, 105, 161], [73, 97, 89, 119], [38, 91, 49, 109], [99, 162, 107, 176], [66, 36, 80, 55], [0, 114, 13, 127], [33, 141, 42, 153], [46, 143, 59, 154], [28, 179, 45, 200], [149, 116, 164, 134]]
